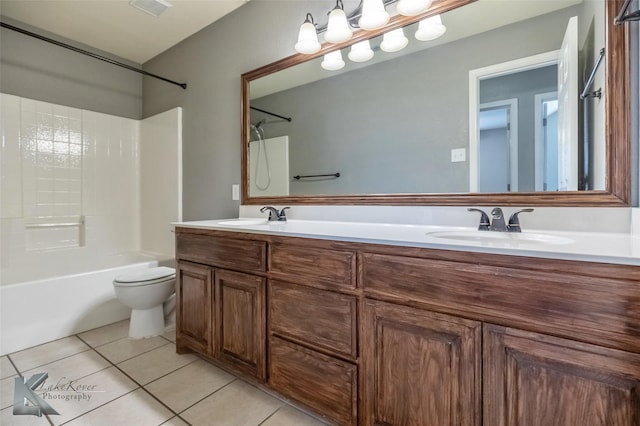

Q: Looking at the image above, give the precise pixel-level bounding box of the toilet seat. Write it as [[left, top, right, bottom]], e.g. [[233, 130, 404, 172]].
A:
[[114, 266, 175, 287]]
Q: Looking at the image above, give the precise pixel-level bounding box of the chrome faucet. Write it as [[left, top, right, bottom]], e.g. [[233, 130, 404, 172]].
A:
[[468, 208, 533, 232], [260, 206, 290, 222], [489, 207, 507, 231]]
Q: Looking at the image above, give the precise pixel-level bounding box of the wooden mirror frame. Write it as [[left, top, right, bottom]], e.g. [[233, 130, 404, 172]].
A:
[[241, 0, 630, 206]]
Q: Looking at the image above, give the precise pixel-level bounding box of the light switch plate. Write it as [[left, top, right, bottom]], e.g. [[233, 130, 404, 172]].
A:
[[451, 148, 466, 162], [232, 184, 240, 200]]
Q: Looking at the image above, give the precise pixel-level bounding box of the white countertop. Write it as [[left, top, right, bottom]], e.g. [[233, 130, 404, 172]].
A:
[[173, 218, 640, 266]]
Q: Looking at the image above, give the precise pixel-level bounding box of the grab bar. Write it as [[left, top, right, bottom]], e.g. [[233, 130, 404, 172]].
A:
[[25, 218, 85, 229], [580, 48, 605, 100], [293, 173, 340, 180]]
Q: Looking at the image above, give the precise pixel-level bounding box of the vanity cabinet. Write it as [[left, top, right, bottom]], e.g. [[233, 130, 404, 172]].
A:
[[360, 299, 481, 426], [174, 227, 640, 425], [175, 232, 267, 380]]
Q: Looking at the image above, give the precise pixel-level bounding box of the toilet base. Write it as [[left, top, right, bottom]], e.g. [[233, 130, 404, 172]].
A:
[[129, 305, 165, 339]]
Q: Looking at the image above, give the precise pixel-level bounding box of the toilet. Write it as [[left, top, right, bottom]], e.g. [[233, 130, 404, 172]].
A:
[[113, 266, 176, 339]]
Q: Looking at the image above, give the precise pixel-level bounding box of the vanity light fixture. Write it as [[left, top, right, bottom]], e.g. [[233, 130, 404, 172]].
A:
[[295, 13, 322, 54], [380, 27, 409, 52], [396, 0, 432, 16], [348, 40, 375, 62], [359, 0, 391, 30], [321, 50, 346, 70], [414, 14, 447, 41], [325, 0, 353, 43]]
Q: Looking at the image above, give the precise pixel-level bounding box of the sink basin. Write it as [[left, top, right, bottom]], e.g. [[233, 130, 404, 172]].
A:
[[426, 230, 574, 245], [217, 219, 267, 226]]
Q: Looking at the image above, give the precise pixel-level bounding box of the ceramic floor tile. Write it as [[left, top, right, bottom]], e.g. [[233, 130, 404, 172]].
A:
[[261, 405, 329, 426], [64, 388, 173, 426], [46, 366, 138, 426], [1, 356, 17, 379], [77, 320, 130, 348], [23, 350, 110, 386], [10, 337, 89, 372], [117, 344, 197, 385], [161, 416, 189, 426], [162, 329, 176, 343], [146, 359, 235, 412], [181, 380, 283, 426], [1, 375, 17, 410], [0, 406, 52, 425], [95, 336, 168, 364]]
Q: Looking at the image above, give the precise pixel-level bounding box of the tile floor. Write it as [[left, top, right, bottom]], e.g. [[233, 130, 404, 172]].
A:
[[1, 320, 329, 426]]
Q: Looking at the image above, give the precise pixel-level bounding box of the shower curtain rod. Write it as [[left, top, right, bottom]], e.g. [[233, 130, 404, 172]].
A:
[[0, 21, 187, 90], [250, 106, 292, 122]]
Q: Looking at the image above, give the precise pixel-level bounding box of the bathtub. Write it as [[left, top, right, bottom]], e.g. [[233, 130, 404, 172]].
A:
[[0, 252, 174, 356]]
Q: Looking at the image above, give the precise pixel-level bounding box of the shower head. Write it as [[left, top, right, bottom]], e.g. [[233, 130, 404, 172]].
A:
[[250, 122, 265, 142]]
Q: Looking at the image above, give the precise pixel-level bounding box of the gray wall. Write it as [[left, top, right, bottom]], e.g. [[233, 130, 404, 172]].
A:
[[0, 16, 142, 119], [142, 1, 308, 220]]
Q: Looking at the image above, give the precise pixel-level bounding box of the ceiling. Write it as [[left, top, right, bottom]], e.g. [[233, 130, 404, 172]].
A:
[[0, 0, 249, 64]]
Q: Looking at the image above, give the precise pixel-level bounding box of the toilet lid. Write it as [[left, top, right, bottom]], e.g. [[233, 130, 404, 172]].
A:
[[114, 266, 175, 284]]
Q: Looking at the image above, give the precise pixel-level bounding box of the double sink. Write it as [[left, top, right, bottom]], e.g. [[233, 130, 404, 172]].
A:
[[214, 219, 574, 246]]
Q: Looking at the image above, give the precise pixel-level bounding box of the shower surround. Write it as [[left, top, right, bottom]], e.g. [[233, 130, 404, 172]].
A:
[[0, 94, 181, 354]]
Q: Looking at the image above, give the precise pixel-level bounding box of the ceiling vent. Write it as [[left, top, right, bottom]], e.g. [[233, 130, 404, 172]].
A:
[[129, 0, 172, 17]]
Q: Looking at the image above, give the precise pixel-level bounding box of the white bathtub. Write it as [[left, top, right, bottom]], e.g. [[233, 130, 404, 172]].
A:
[[0, 252, 173, 355]]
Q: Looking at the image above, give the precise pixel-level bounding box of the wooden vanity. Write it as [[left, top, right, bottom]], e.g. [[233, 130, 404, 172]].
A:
[[174, 226, 640, 426]]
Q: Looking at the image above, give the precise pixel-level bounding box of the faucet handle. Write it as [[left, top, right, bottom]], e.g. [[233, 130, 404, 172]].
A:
[[508, 208, 534, 232], [467, 208, 490, 231], [277, 207, 290, 221], [260, 206, 279, 221]]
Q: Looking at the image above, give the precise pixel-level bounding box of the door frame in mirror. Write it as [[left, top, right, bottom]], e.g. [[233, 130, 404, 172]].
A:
[[241, 0, 630, 207]]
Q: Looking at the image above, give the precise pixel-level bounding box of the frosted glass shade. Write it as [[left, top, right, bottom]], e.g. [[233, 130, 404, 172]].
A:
[[359, 0, 390, 30], [380, 28, 409, 53], [396, 0, 432, 16], [348, 40, 374, 62], [325, 7, 352, 43], [295, 21, 321, 54], [321, 50, 346, 70], [415, 14, 447, 41]]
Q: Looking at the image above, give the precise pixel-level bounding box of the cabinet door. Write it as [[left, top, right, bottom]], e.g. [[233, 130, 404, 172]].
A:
[[361, 299, 481, 426], [215, 269, 266, 380], [484, 324, 640, 426], [176, 261, 213, 355]]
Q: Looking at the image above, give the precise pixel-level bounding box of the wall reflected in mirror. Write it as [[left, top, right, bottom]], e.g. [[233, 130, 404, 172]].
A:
[[248, 0, 604, 198]]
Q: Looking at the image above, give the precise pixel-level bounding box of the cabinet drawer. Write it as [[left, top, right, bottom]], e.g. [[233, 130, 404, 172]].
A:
[[269, 243, 356, 290], [362, 252, 640, 353], [269, 280, 357, 360], [269, 336, 357, 426], [176, 233, 266, 272]]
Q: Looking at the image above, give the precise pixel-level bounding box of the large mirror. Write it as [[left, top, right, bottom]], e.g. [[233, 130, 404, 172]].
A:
[[242, 0, 630, 206]]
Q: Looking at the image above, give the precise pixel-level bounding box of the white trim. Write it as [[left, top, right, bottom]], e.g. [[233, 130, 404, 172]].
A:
[[469, 50, 559, 192], [534, 91, 558, 191]]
